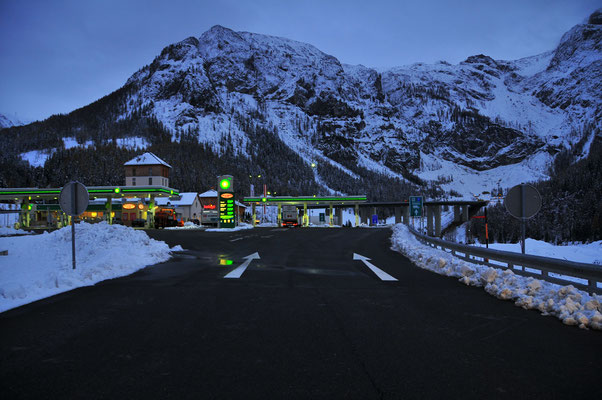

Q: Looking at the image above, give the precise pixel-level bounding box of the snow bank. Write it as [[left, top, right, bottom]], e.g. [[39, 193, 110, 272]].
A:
[[165, 221, 205, 230], [391, 224, 602, 330], [0, 222, 181, 313], [474, 239, 602, 266], [206, 223, 255, 232], [0, 226, 33, 236]]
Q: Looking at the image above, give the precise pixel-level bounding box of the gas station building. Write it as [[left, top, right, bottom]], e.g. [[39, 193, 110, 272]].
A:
[[0, 152, 179, 229]]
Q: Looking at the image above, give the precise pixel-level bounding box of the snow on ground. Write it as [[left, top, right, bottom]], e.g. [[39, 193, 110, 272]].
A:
[[390, 224, 602, 330], [0, 222, 182, 313], [165, 222, 205, 230], [205, 223, 256, 232], [1, 203, 20, 228], [19, 149, 55, 167], [474, 239, 602, 266], [0, 226, 33, 236], [115, 136, 150, 150], [417, 151, 550, 196], [63, 137, 93, 149]]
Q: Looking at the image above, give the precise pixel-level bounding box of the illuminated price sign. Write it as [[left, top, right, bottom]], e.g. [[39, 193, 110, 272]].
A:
[[219, 192, 235, 228]]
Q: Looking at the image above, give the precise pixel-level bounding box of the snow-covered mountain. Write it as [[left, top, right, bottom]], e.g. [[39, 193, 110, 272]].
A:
[[0, 113, 26, 128], [6, 10, 602, 196]]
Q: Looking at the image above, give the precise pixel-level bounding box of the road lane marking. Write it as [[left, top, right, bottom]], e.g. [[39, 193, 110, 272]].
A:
[[229, 237, 244, 242], [352, 253, 398, 281], [224, 252, 261, 279]]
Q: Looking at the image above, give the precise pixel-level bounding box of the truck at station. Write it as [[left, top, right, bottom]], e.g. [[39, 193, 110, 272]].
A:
[[154, 207, 178, 229], [281, 205, 299, 227]]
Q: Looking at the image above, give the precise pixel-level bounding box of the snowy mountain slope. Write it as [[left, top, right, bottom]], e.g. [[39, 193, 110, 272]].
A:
[[0, 113, 26, 128], [4, 13, 601, 197]]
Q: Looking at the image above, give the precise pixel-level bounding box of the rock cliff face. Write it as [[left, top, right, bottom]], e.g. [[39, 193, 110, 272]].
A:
[[5, 13, 601, 195]]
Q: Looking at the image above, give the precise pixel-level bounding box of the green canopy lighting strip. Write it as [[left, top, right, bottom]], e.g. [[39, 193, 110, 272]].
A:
[[0, 190, 61, 195], [243, 196, 367, 202]]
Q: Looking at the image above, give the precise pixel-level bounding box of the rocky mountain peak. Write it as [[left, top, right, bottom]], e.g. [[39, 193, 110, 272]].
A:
[[5, 17, 600, 197], [588, 8, 602, 25], [548, 20, 601, 70]]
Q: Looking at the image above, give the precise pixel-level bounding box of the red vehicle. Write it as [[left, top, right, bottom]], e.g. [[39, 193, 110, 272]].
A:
[[154, 208, 178, 229]]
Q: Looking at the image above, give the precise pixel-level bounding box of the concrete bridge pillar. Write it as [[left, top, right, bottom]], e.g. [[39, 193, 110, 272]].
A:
[[394, 207, 401, 224], [454, 205, 460, 222], [463, 205, 469, 222], [426, 206, 434, 236], [403, 206, 410, 225], [434, 205, 441, 237]]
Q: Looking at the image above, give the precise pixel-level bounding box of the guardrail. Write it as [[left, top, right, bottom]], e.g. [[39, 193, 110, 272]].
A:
[[408, 227, 602, 295]]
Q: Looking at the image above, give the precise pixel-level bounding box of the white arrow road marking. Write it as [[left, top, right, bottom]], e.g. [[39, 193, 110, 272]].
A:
[[352, 253, 397, 281], [224, 252, 261, 279]]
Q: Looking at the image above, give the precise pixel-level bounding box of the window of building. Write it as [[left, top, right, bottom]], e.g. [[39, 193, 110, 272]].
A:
[[149, 167, 153, 176], [149, 177, 152, 185], [132, 177, 136, 186], [132, 168, 136, 176]]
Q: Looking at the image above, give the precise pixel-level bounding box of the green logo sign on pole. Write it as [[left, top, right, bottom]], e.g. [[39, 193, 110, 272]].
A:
[[409, 196, 423, 217], [217, 175, 235, 228], [219, 177, 232, 190]]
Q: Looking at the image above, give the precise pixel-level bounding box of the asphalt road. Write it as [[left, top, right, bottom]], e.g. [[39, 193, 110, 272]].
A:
[[1, 227, 601, 399]]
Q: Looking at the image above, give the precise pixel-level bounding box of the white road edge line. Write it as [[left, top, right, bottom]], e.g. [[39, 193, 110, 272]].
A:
[[352, 253, 397, 281], [224, 252, 261, 279], [229, 237, 244, 242]]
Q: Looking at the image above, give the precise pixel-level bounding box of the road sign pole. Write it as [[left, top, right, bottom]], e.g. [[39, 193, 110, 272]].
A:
[[485, 207, 489, 249], [520, 184, 526, 254], [71, 182, 77, 270], [505, 183, 541, 255]]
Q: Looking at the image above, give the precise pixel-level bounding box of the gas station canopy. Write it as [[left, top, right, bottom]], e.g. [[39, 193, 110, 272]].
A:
[[0, 186, 179, 201], [243, 195, 367, 207]]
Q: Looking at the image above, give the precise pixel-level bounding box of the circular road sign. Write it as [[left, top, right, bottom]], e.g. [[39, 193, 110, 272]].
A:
[[59, 181, 89, 216], [504, 184, 541, 219]]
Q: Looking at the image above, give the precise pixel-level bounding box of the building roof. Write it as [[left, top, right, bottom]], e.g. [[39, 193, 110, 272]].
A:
[[155, 192, 198, 207], [198, 189, 218, 198], [124, 152, 171, 168]]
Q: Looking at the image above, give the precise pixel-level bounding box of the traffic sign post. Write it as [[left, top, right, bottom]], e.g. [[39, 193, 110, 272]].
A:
[[217, 175, 235, 228], [504, 184, 542, 254], [409, 196, 423, 232], [409, 196, 423, 217], [59, 181, 89, 270]]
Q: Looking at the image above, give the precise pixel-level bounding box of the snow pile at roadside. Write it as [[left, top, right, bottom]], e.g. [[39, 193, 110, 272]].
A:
[[390, 224, 602, 330], [165, 221, 205, 230], [206, 223, 255, 232], [0, 222, 181, 313], [474, 239, 602, 265], [0, 226, 33, 236]]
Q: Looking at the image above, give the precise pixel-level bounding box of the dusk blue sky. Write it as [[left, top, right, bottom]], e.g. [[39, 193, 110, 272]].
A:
[[0, 0, 599, 122]]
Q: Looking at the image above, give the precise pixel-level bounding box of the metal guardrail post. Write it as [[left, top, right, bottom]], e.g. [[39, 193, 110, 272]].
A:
[[407, 226, 602, 295]]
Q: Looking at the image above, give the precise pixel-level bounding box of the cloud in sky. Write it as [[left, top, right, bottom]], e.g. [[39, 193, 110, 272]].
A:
[[0, 0, 598, 121]]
